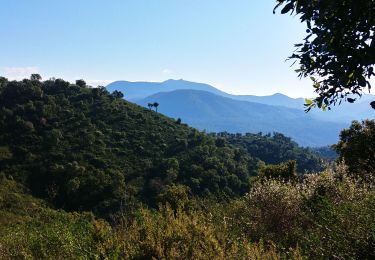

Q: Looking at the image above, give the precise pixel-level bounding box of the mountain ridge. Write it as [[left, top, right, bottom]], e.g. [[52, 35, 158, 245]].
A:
[[106, 79, 375, 146], [136, 89, 346, 147]]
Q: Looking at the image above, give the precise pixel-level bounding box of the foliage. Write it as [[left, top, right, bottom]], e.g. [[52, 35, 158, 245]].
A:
[[259, 160, 298, 182], [0, 175, 108, 259], [335, 119, 375, 175], [311, 145, 337, 162], [0, 77, 259, 216], [213, 132, 324, 173], [1, 77, 374, 259], [0, 175, 299, 259], [275, 0, 375, 110], [225, 164, 375, 259], [113, 205, 289, 259], [1, 160, 374, 259]]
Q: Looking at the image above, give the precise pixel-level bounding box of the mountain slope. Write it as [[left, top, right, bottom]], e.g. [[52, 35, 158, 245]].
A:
[[136, 89, 347, 146], [0, 78, 259, 216]]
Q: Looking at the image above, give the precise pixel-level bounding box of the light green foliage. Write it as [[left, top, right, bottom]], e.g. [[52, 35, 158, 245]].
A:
[[114, 206, 290, 260], [225, 164, 375, 258], [0, 175, 107, 259]]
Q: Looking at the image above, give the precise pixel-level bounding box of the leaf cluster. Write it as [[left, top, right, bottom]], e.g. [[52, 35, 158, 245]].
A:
[[275, 0, 375, 110]]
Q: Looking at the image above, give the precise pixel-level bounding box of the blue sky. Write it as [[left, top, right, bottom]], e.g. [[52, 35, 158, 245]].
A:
[[0, 0, 313, 97]]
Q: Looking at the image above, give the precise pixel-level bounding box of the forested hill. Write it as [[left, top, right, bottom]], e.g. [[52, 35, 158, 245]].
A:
[[213, 132, 325, 173], [0, 77, 259, 216], [0, 77, 323, 216]]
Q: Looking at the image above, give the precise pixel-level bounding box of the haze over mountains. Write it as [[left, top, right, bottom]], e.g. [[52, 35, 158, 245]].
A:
[[106, 79, 375, 147]]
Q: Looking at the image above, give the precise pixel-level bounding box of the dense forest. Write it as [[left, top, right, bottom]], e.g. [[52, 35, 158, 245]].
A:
[[0, 77, 327, 216], [1, 77, 374, 259], [211, 132, 325, 172]]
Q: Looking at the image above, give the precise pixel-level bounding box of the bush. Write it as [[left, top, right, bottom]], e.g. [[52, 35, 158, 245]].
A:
[[113, 205, 293, 259], [226, 164, 375, 258]]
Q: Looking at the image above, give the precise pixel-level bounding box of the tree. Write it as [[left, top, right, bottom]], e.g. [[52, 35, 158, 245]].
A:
[[275, 0, 375, 110], [335, 119, 375, 175], [75, 79, 86, 88], [30, 74, 42, 81], [153, 102, 159, 112], [147, 103, 153, 110], [111, 90, 124, 99]]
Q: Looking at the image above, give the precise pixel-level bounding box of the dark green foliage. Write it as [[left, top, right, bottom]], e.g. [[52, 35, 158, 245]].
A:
[[335, 120, 375, 175], [312, 145, 337, 161], [275, 0, 375, 110], [259, 160, 298, 182], [156, 184, 190, 210], [75, 79, 86, 88], [30, 74, 42, 81], [0, 77, 258, 216], [212, 132, 323, 173]]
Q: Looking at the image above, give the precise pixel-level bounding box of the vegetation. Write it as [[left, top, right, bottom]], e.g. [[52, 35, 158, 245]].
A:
[[275, 0, 375, 110], [1, 162, 374, 259], [212, 132, 324, 173], [0, 77, 262, 216], [1, 76, 375, 259], [335, 119, 375, 176]]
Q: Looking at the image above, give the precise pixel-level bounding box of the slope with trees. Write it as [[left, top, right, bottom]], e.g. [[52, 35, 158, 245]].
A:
[[213, 132, 324, 173], [0, 76, 259, 216]]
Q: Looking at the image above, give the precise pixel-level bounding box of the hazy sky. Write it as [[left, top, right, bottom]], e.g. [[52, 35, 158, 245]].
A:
[[0, 0, 314, 97]]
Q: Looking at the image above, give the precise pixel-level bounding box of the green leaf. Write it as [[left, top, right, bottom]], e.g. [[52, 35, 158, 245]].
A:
[[304, 98, 313, 105]]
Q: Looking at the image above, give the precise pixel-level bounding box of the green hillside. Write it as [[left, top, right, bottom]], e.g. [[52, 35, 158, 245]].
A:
[[214, 132, 324, 173], [1, 77, 375, 259], [0, 77, 261, 216]]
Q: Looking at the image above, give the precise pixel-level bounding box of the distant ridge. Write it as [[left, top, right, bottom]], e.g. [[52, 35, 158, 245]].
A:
[[106, 79, 375, 146], [106, 79, 305, 108], [106, 79, 375, 123], [136, 89, 345, 147], [106, 79, 228, 100]]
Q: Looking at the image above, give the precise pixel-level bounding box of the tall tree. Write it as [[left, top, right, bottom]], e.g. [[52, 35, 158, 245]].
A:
[[153, 102, 159, 112], [335, 119, 375, 175], [275, 0, 375, 110], [30, 74, 42, 81], [75, 79, 86, 88]]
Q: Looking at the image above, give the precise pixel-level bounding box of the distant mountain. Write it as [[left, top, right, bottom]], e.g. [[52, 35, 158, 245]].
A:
[[106, 79, 374, 146], [230, 93, 305, 109], [106, 79, 228, 100], [309, 95, 375, 123], [136, 89, 346, 147], [106, 79, 375, 124]]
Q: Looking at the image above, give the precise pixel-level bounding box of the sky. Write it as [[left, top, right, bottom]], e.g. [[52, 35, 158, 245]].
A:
[[0, 0, 314, 98]]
